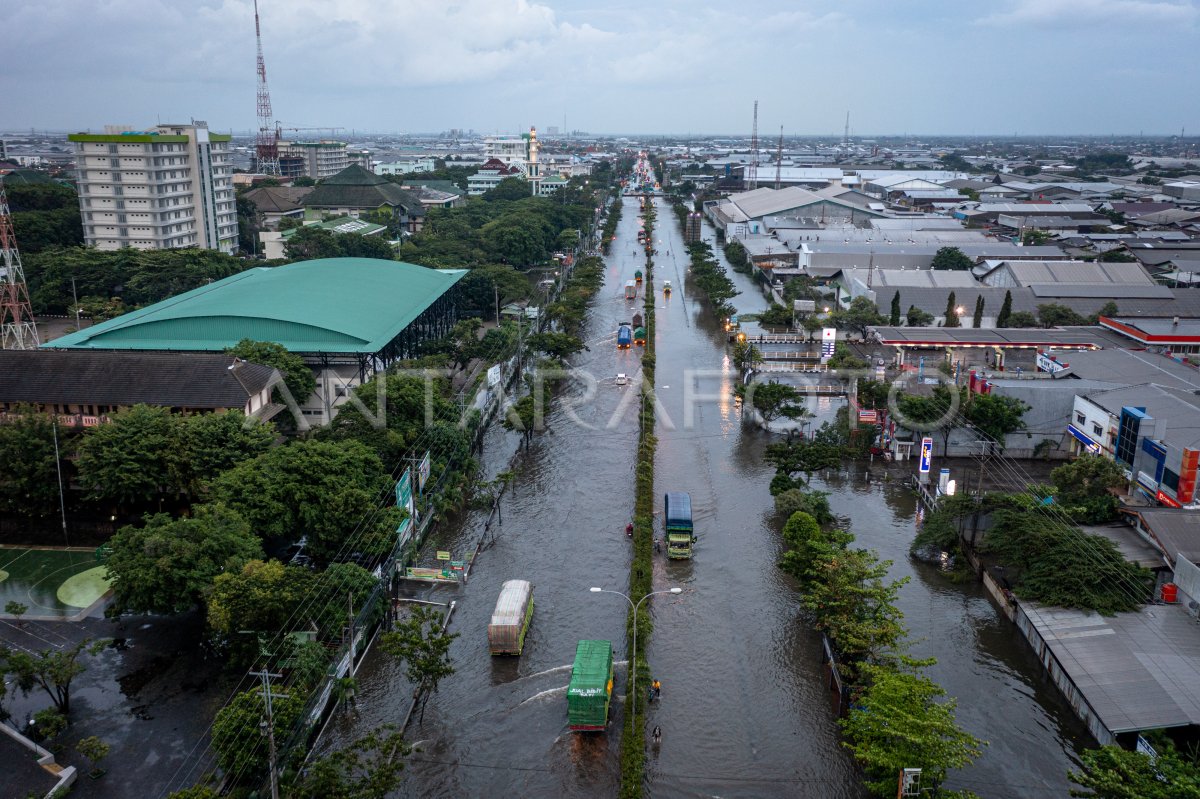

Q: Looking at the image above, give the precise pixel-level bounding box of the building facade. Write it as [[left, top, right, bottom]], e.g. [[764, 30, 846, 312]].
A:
[[278, 140, 349, 180], [69, 122, 237, 253]]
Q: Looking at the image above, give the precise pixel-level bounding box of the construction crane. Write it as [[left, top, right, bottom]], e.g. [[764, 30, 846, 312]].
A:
[[0, 181, 40, 349], [747, 100, 759, 191], [275, 125, 345, 140], [253, 0, 279, 175], [774, 126, 784, 190]]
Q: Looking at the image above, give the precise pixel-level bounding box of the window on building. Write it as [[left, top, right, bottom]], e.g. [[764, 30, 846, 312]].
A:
[[1092, 424, 1103, 437], [1162, 468, 1180, 492]]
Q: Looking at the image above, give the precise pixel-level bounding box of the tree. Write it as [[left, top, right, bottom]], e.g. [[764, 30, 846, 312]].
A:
[[731, 339, 764, 373], [1006, 310, 1039, 328], [830, 296, 885, 339], [972, 295, 985, 328], [1051, 455, 1127, 523], [287, 725, 410, 799], [212, 440, 401, 563], [827, 342, 868, 369], [1038, 303, 1089, 327], [1092, 301, 1119, 324], [2, 638, 107, 715], [841, 662, 984, 798], [1069, 737, 1200, 798], [76, 735, 111, 778], [889, 291, 901, 326], [7, 183, 83, 253], [930, 247, 974, 271], [211, 687, 305, 780], [526, 331, 586, 361], [167, 787, 220, 799], [943, 291, 960, 327], [175, 411, 275, 497], [773, 489, 834, 526], [981, 509, 1151, 613], [964, 393, 1028, 445], [996, 290, 1013, 327], [906, 305, 934, 327], [380, 606, 458, 722], [205, 559, 316, 668], [5, 601, 28, 627], [482, 176, 532, 202], [0, 407, 68, 520], [741, 381, 812, 425], [76, 405, 179, 507], [104, 505, 263, 615], [226, 339, 316, 406], [802, 313, 825, 341], [283, 225, 344, 261], [32, 707, 68, 742]]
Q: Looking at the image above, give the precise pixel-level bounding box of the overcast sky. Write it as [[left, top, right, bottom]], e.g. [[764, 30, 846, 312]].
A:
[[4, 0, 1198, 136]]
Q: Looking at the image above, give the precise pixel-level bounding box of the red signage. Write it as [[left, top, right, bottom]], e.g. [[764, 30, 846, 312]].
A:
[[1156, 490, 1183, 508]]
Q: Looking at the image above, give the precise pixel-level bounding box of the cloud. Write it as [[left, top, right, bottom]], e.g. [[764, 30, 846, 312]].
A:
[[976, 0, 1198, 27]]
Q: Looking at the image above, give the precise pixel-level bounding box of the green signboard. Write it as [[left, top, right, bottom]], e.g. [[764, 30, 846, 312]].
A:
[[396, 469, 414, 518]]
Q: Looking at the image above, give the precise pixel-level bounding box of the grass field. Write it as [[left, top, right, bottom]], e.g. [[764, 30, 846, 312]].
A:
[[0, 546, 112, 619]]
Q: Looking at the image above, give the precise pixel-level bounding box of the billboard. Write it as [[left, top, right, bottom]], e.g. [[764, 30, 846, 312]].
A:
[[396, 469, 414, 519], [919, 437, 933, 474], [396, 516, 413, 548], [821, 328, 837, 362], [487, 364, 502, 387], [417, 451, 431, 493]]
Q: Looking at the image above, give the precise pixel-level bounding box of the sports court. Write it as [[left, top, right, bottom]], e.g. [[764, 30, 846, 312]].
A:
[[0, 546, 113, 620]]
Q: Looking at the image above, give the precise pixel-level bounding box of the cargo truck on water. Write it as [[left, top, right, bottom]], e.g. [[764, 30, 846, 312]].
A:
[[487, 579, 534, 655], [567, 640, 614, 731], [664, 491, 695, 559]]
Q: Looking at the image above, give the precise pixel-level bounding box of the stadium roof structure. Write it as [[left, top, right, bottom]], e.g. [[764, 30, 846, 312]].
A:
[[46, 258, 466, 357]]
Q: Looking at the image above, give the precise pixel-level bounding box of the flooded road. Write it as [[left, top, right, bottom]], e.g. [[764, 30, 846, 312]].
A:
[[327, 195, 1086, 798]]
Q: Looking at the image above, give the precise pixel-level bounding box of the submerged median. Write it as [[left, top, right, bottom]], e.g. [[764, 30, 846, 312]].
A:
[[620, 195, 657, 799]]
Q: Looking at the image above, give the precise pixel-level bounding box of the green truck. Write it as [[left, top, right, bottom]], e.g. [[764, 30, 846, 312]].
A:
[[567, 640, 614, 731], [664, 491, 695, 559]]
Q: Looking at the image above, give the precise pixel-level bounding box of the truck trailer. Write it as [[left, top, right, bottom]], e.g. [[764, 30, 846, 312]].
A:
[[567, 640, 614, 731]]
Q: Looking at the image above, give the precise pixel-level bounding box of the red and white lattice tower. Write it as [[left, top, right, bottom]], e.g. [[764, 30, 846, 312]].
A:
[[254, 0, 280, 176], [0, 182, 39, 349]]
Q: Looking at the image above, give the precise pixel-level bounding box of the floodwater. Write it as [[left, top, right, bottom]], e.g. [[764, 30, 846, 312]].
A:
[[324, 194, 1088, 798]]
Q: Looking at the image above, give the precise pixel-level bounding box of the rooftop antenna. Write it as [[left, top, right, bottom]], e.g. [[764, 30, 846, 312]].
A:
[[253, 0, 280, 176], [774, 126, 784, 189], [748, 100, 759, 191]]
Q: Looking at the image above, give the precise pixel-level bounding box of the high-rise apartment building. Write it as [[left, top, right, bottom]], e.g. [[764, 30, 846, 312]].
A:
[[69, 122, 237, 253], [277, 141, 373, 180]]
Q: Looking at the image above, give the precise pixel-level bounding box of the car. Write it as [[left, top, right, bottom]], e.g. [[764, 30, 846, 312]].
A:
[[616, 373, 629, 386]]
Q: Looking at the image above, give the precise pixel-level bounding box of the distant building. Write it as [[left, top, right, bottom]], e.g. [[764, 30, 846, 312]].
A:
[[468, 158, 524, 195], [375, 157, 437, 175], [69, 122, 237, 253], [278, 140, 353, 180], [258, 215, 387, 260], [302, 165, 426, 232], [241, 185, 313, 230]]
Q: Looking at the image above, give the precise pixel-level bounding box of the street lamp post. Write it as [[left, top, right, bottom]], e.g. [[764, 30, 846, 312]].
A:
[[589, 586, 682, 723]]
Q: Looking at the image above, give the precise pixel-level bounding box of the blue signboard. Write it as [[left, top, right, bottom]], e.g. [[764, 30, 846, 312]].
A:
[[919, 437, 933, 474]]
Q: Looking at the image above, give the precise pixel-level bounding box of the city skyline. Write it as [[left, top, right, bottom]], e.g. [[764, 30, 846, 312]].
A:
[[3, 0, 1198, 136]]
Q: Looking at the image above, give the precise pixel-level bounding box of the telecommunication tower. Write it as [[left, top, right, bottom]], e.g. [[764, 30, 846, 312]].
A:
[[0, 182, 40, 349], [843, 110, 850, 149], [254, 0, 280, 175], [747, 100, 759, 191]]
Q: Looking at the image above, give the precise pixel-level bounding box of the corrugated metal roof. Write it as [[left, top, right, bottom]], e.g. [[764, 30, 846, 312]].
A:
[[1136, 509, 1200, 564], [490, 580, 533, 627], [1022, 602, 1200, 734], [45, 258, 466, 355]]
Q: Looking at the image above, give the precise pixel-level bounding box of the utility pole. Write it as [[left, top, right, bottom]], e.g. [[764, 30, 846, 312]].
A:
[[52, 421, 69, 546], [774, 126, 784, 190], [250, 668, 287, 799]]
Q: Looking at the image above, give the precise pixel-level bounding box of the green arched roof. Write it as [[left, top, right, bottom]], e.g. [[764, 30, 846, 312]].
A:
[[47, 258, 466, 354]]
